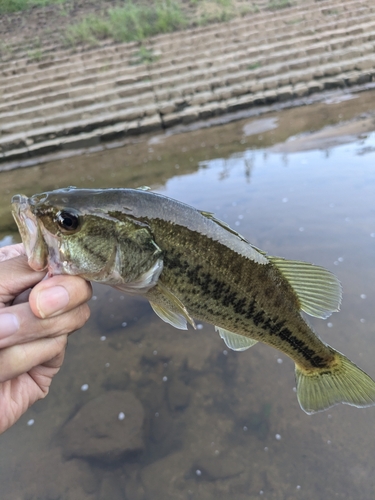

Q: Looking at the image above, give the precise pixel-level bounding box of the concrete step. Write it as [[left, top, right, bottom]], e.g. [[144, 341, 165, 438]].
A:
[[0, 93, 156, 131], [1, 12, 374, 112], [0, 115, 163, 163], [1, 35, 373, 131], [1, 67, 374, 165], [0, 0, 369, 62], [1, 0, 371, 83], [1, 65, 374, 159], [0, 1, 371, 83], [1, 0, 374, 166]]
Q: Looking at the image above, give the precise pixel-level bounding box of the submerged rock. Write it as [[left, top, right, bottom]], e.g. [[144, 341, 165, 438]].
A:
[[60, 390, 145, 463], [193, 453, 245, 480], [167, 378, 191, 412]]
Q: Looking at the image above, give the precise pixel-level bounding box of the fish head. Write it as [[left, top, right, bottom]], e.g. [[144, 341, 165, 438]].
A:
[[11, 188, 117, 279], [11, 187, 163, 289]]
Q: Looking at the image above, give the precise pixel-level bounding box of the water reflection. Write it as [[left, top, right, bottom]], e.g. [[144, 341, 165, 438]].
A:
[[1, 96, 375, 499]]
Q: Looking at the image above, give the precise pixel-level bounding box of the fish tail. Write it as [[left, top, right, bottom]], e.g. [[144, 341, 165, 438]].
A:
[[295, 348, 375, 414]]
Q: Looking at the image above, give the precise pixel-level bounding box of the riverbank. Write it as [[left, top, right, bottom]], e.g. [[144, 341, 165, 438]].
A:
[[1, 0, 375, 169]]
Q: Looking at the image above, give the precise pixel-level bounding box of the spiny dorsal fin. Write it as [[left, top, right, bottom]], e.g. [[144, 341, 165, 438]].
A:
[[200, 211, 268, 264], [215, 326, 258, 351], [269, 257, 342, 319], [200, 211, 249, 243]]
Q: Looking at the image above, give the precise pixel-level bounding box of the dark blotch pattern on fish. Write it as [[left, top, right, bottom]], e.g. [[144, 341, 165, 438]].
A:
[[163, 250, 326, 368]]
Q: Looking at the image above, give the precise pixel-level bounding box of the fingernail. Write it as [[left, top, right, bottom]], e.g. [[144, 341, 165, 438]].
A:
[[0, 313, 19, 338], [37, 286, 70, 318]]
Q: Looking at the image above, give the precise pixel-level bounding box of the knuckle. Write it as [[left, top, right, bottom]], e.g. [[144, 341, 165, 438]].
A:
[[62, 305, 90, 335]]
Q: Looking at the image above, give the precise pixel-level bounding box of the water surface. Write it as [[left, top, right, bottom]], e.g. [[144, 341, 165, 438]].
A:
[[1, 92, 375, 500]]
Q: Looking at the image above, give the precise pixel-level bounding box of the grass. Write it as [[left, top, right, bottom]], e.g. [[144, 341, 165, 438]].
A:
[[194, 0, 255, 26], [0, 0, 67, 14], [0, 0, 297, 56], [196, 0, 235, 25], [267, 0, 294, 10], [129, 46, 159, 65], [65, 1, 187, 46], [322, 8, 339, 15], [64, 0, 258, 47], [27, 48, 43, 60], [247, 61, 261, 70]]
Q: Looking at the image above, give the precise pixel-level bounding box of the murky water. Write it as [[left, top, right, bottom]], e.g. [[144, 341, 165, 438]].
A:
[[1, 91, 375, 500]]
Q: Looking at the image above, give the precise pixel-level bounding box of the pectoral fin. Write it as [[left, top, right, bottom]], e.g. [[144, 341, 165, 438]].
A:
[[147, 282, 196, 330], [215, 326, 258, 351], [269, 257, 342, 319]]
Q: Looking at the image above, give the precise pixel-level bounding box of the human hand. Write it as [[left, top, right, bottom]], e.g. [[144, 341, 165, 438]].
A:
[[0, 244, 92, 434]]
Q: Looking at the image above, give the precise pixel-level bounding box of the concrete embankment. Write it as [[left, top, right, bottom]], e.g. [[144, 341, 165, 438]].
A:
[[1, 0, 375, 169]]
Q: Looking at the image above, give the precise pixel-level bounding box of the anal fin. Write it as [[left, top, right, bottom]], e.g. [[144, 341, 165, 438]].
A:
[[215, 326, 258, 351]]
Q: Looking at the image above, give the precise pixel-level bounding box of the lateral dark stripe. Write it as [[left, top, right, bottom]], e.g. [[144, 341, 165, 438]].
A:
[[164, 251, 326, 368]]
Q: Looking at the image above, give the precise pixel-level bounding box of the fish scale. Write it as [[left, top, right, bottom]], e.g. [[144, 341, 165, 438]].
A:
[[11, 187, 375, 415], [149, 222, 329, 369]]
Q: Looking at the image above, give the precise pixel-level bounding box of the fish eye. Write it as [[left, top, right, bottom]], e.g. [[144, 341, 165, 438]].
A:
[[56, 210, 80, 232]]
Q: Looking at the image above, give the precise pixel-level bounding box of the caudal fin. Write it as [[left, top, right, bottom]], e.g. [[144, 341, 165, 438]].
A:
[[295, 349, 375, 414]]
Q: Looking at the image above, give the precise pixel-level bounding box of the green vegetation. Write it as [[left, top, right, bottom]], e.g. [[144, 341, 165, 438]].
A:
[[0, 0, 66, 14], [65, 1, 186, 46], [129, 46, 159, 65], [0, 0, 297, 55], [196, 0, 235, 25], [27, 48, 43, 60], [64, 0, 258, 47], [247, 61, 261, 70], [322, 8, 339, 15], [0, 40, 12, 57], [267, 0, 294, 10], [194, 0, 255, 26]]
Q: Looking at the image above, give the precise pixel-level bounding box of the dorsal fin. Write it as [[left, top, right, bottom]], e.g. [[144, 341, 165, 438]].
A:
[[269, 257, 342, 319], [200, 211, 268, 264], [200, 211, 250, 243]]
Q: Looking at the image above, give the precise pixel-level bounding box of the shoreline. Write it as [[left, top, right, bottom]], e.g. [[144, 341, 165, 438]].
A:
[[1, 0, 375, 169]]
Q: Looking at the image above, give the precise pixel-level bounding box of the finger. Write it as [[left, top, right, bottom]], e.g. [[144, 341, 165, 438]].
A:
[[0, 335, 68, 383], [0, 302, 90, 349], [29, 275, 93, 319], [29, 348, 67, 393], [28, 349, 67, 397], [0, 255, 45, 305], [0, 244, 25, 262]]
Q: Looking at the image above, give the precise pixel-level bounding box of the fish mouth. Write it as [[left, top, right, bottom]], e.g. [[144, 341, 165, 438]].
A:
[[11, 194, 49, 272]]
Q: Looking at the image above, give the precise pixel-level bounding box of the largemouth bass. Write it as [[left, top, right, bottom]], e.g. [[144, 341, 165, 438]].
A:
[[11, 187, 375, 414]]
